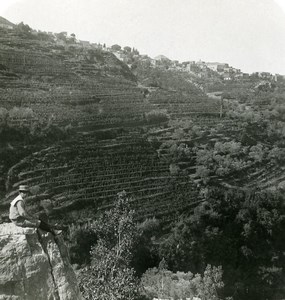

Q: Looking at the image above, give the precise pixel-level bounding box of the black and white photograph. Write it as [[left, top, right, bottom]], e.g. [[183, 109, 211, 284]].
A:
[[0, 0, 285, 299]]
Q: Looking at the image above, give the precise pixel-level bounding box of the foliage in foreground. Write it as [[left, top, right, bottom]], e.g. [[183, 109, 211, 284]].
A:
[[159, 187, 285, 300], [78, 191, 140, 300], [141, 261, 225, 300], [78, 191, 227, 300]]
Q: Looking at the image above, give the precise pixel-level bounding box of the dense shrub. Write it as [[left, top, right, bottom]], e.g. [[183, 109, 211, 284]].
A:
[[0, 106, 73, 143], [145, 109, 170, 123], [68, 224, 97, 265], [141, 263, 225, 300], [159, 188, 285, 300]]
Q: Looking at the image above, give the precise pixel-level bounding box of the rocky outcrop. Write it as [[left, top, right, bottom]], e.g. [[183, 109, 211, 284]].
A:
[[0, 223, 83, 300]]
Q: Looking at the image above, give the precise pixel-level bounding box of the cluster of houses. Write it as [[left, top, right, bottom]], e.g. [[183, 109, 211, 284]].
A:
[[197, 61, 242, 80], [108, 46, 284, 82], [0, 16, 15, 30], [142, 56, 283, 82]]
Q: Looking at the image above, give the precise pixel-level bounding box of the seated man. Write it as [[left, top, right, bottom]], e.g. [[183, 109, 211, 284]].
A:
[[9, 185, 62, 235]]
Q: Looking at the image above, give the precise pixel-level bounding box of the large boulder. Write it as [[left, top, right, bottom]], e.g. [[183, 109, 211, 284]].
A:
[[0, 223, 83, 300]]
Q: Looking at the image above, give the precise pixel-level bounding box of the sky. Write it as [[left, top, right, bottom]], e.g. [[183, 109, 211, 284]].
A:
[[0, 0, 285, 74]]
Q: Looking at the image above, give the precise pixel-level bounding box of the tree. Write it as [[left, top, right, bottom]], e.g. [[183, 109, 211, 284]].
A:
[[141, 263, 225, 300], [111, 44, 121, 51], [79, 191, 140, 300], [193, 265, 224, 300], [0, 108, 8, 128], [15, 22, 32, 34], [124, 46, 132, 53], [37, 31, 52, 42], [194, 141, 252, 181], [132, 218, 161, 276], [132, 48, 140, 55], [69, 33, 76, 43], [55, 31, 67, 42], [141, 263, 173, 299]]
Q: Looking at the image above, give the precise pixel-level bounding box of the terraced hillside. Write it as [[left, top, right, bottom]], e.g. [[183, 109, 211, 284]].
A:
[[0, 26, 221, 224], [2, 23, 283, 231], [1, 18, 285, 300]]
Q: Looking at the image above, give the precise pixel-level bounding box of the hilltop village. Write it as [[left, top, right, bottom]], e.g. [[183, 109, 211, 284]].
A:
[[36, 32, 285, 83], [1, 16, 283, 85]]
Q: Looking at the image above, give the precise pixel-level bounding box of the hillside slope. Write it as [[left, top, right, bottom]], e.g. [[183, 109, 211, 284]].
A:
[[1, 22, 284, 229], [0, 24, 214, 224]]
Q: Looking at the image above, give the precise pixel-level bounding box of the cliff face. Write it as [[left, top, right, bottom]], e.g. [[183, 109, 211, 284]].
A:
[[0, 223, 83, 300]]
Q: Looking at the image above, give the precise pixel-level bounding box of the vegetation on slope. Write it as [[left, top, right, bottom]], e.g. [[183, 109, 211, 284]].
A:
[[78, 192, 226, 300]]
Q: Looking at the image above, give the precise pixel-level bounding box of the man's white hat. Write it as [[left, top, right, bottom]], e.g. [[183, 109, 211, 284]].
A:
[[19, 185, 29, 192]]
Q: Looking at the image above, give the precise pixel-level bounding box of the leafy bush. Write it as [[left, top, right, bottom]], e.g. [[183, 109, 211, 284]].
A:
[[145, 109, 169, 123], [68, 224, 97, 265], [141, 263, 225, 300], [9, 107, 34, 119], [0, 108, 8, 125], [194, 141, 250, 180], [0, 106, 73, 143]]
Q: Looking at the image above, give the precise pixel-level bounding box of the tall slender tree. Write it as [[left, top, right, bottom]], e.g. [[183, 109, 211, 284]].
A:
[[79, 191, 140, 300]]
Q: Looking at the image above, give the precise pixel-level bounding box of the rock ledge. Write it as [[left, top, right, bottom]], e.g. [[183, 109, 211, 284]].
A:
[[0, 223, 83, 300]]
